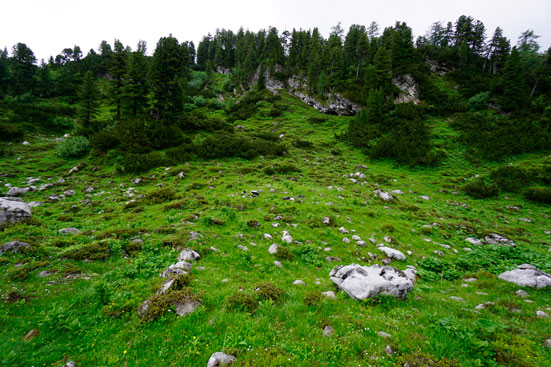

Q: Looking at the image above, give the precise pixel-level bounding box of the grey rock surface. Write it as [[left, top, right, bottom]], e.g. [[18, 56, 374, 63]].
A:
[[498, 264, 551, 288], [0, 197, 32, 224], [207, 352, 236, 367]]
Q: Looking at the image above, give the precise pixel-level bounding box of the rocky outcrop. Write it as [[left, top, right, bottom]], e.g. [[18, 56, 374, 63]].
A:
[[329, 264, 414, 300], [498, 264, 551, 288], [0, 197, 32, 224], [392, 74, 419, 104], [374, 189, 394, 202], [292, 91, 360, 116]]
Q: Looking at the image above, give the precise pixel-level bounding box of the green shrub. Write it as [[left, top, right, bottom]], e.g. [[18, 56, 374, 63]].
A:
[[119, 152, 168, 173], [63, 242, 110, 261], [90, 130, 120, 152], [226, 292, 259, 313], [263, 163, 300, 175], [50, 116, 75, 130], [255, 282, 285, 302], [303, 292, 321, 306], [468, 92, 490, 111], [274, 246, 294, 261], [524, 187, 551, 204], [490, 165, 532, 193], [145, 186, 178, 204], [462, 178, 498, 198], [192, 95, 206, 107], [292, 139, 314, 149], [57, 136, 91, 159], [139, 289, 199, 322], [208, 98, 224, 110]]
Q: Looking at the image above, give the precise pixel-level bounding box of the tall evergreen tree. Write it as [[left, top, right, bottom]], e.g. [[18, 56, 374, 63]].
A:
[[149, 35, 188, 120], [78, 70, 100, 131], [499, 47, 525, 111], [110, 40, 128, 121], [11, 42, 37, 95], [122, 41, 149, 118]]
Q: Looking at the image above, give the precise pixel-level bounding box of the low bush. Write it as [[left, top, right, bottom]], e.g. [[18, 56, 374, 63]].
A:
[[274, 246, 294, 261], [50, 116, 75, 130], [226, 292, 259, 313], [303, 292, 321, 306], [145, 186, 178, 204], [139, 289, 199, 322], [62, 242, 110, 261], [524, 187, 551, 204], [255, 282, 285, 302], [57, 136, 91, 159], [90, 130, 121, 153], [490, 165, 532, 193], [263, 163, 300, 175], [468, 91, 490, 111], [462, 178, 498, 199], [118, 152, 169, 173]]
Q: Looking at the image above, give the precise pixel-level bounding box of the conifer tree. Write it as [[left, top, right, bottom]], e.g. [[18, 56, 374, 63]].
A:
[[78, 70, 100, 131], [499, 47, 525, 111], [110, 40, 128, 121], [122, 41, 148, 118]]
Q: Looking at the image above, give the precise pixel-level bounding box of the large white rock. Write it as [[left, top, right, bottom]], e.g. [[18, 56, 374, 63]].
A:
[[374, 189, 393, 202], [329, 264, 414, 300], [207, 352, 236, 367], [378, 247, 406, 261], [281, 231, 293, 244], [178, 248, 201, 262], [0, 197, 32, 224], [498, 264, 551, 288]]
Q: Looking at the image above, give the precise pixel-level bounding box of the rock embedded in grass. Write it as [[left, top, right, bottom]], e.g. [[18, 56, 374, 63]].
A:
[[329, 264, 414, 300], [484, 233, 516, 247], [0, 197, 32, 224], [59, 227, 81, 235], [378, 247, 406, 261], [207, 352, 236, 367], [374, 189, 393, 202], [0, 241, 30, 254], [178, 249, 201, 262], [498, 264, 551, 288]]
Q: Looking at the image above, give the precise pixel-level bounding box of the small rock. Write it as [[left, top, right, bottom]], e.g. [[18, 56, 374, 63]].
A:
[[463, 278, 477, 282], [59, 228, 81, 235], [378, 331, 392, 338], [465, 237, 483, 246], [268, 244, 279, 254], [274, 261, 283, 268], [374, 189, 393, 202], [175, 301, 201, 317], [351, 235, 361, 241], [321, 291, 336, 299], [293, 280, 305, 286], [64, 190, 75, 196], [378, 247, 406, 261], [449, 296, 465, 302], [515, 289, 530, 298], [323, 325, 334, 337], [356, 240, 366, 247], [536, 310, 549, 318], [384, 345, 394, 356], [420, 195, 430, 200], [281, 231, 293, 244], [0, 241, 30, 254], [64, 361, 76, 367], [544, 338, 551, 348], [237, 245, 248, 252], [475, 302, 495, 310], [24, 329, 39, 340], [339, 226, 348, 234], [207, 352, 236, 367], [342, 237, 350, 244], [264, 233, 273, 240], [178, 249, 201, 262]]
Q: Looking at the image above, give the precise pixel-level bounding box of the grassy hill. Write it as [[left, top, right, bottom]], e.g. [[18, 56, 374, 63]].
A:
[[1, 91, 550, 367]]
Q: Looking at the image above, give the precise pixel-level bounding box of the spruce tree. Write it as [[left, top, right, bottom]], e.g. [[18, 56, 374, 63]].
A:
[[78, 70, 100, 131], [500, 47, 525, 111], [110, 40, 128, 121], [122, 41, 148, 118]]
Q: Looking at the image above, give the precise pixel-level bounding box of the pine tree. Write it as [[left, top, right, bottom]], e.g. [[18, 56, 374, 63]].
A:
[[122, 41, 148, 118], [373, 47, 392, 90], [78, 70, 100, 131], [149, 35, 188, 120], [11, 42, 37, 95], [110, 40, 128, 121], [499, 47, 525, 111]]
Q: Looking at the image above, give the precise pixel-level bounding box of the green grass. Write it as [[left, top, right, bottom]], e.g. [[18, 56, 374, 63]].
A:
[[1, 91, 551, 366]]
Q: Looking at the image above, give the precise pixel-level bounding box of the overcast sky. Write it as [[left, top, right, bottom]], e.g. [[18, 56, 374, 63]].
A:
[[1, 0, 550, 61]]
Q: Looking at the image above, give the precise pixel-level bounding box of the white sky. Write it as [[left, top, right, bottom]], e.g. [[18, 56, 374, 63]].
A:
[[1, 0, 550, 61]]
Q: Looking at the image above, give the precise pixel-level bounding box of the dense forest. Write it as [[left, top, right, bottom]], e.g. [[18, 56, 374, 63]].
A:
[[1, 15, 550, 169]]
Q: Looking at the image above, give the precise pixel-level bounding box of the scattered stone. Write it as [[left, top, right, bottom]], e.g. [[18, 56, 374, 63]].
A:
[[433, 250, 444, 257], [178, 249, 201, 262], [22, 141, 30, 145], [351, 235, 361, 241], [384, 345, 394, 356], [281, 231, 293, 244], [519, 218, 532, 223], [188, 231, 203, 241], [177, 172, 185, 179], [329, 264, 414, 300], [274, 261, 283, 268], [325, 256, 342, 262], [64, 361, 76, 367], [0, 241, 30, 254], [475, 302, 495, 310], [293, 280, 305, 286], [237, 245, 248, 252], [356, 240, 366, 247], [420, 195, 430, 200], [59, 228, 80, 235], [339, 226, 348, 234], [342, 237, 350, 244], [484, 233, 516, 247], [39, 183, 53, 191], [268, 244, 279, 254], [323, 325, 334, 337], [264, 233, 273, 240], [161, 261, 191, 278], [449, 296, 465, 302], [322, 291, 336, 300], [465, 237, 483, 246], [207, 352, 236, 367], [515, 289, 530, 298], [536, 310, 549, 318], [544, 338, 551, 348], [498, 264, 551, 288], [378, 247, 406, 261], [175, 301, 201, 316], [368, 238, 377, 245], [64, 190, 76, 196], [85, 187, 94, 193], [374, 189, 393, 202], [24, 329, 39, 340], [68, 166, 79, 175], [463, 278, 477, 282], [378, 331, 392, 338], [383, 236, 392, 243], [391, 190, 403, 195]]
